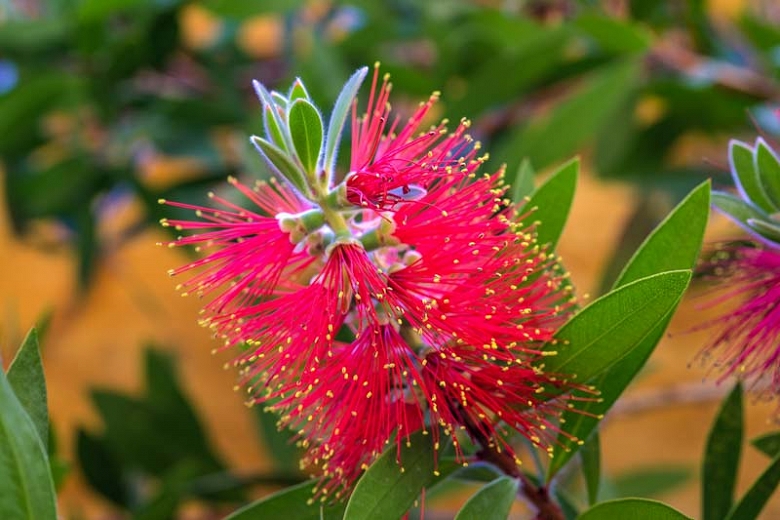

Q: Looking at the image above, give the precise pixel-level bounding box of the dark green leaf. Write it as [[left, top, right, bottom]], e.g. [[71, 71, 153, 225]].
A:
[[581, 432, 600, 505], [524, 158, 578, 250], [725, 452, 780, 520], [510, 159, 536, 203], [288, 99, 324, 176], [0, 364, 57, 519], [543, 270, 691, 385], [323, 66, 368, 176], [253, 407, 304, 477], [76, 428, 130, 507], [224, 480, 345, 520], [454, 476, 518, 520], [343, 430, 443, 520], [575, 14, 652, 54], [752, 431, 780, 458], [7, 328, 48, 451], [729, 140, 774, 212], [703, 383, 743, 520], [578, 498, 693, 520], [755, 138, 780, 211]]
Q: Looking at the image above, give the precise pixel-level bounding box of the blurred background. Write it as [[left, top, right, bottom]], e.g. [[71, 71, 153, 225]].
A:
[[1, 0, 780, 518]]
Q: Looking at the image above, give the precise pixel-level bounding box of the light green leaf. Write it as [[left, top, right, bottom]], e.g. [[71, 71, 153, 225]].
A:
[[703, 383, 743, 520], [747, 217, 780, 243], [288, 99, 324, 176], [543, 270, 691, 384], [224, 480, 345, 520], [755, 138, 780, 211], [0, 359, 57, 519], [547, 183, 707, 478], [712, 191, 774, 241], [454, 476, 518, 520], [254, 80, 294, 151], [525, 158, 578, 250], [323, 66, 368, 176], [289, 78, 310, 102], [7, 328, 48, 451], [251, 136, 311, 198], [343, 430, 447, 520], [752, 431, 780, 458], [264, 106, 288, 151], [578, 498, 693, 520], [610, 466, 691, 498], [725, 452, 780, 520], [511, 159, 536, 203], [729, 140, 774, 213]]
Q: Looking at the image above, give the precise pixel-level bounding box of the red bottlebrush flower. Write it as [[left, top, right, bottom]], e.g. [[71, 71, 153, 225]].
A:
[[163, 65, 578, 500], [698, 244, 780, 403]]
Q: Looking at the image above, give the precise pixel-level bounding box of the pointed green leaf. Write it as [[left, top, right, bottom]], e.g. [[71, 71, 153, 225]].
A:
[[224, 480, 345, 520], [288, 98, 323, 176], [615, 182, 710, 287], [578, 498, 693, 520], [547, 184, 707, 478], [0, 363, 57, 519], [581, 433, 601, 505], [511, 159, 536, 203], [725, 452, 780, 520], [7, 328, 48, 451], [543, 270, 691, 384], [752, 431, 780, 458], [755, 138, 780, 211], [703, 383, 743, 520], [712, 191, 773, 240], [264, 105, 288, 150], [611, 466, 691, 498], [525, 158, 578, 250], [254, 80, 294, 151], [251, 136, 311, 198], [289, 78, 310, 102], [729, 140, 774, 213], [344, 430, 451, 520], [454, 476, 518, 520], [323, 66, 368, 175]]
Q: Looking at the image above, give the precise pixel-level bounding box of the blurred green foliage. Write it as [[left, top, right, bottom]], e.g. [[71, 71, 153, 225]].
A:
[[2, 0, 778, 288]]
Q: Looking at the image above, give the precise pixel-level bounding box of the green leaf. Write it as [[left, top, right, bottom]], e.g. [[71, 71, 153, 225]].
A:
[[574, 14, 652, 54], [253, 407, 304, 477], [614, 181, 710, 286], [543, 270, 691, 384], [343, 430, 444, 520], [224, 480, 345, 520], [703, 383, 743, 520], [752, 431, 780, 458], [511, 159, 536, 203], [747, 218, 780, 243], [578, 498, 693, 520], [288, 98, 324, 176], [254, 80, 294, 152], [525, 158, 578, 250], [323, 66, 368, 176], [498, 58, 640, 170], [454, 476, 518, 520], [755, 138, 780, 211], [7, 328, 48, 451], [725, 452, 780, 520], [251, 136, 311, 198], [0, 359, 57, 519], [547, 183, 707, 478], [581, 433, 601, 505], [711, 191, 772, 239], [729, 140, 775, 213], [76, 428, 130, 507], [289, 78, 310, 102], [610, 466, 691, 498]]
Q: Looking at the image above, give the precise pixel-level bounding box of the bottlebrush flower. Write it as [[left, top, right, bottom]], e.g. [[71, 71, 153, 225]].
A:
[[162, 64, 578, 499], [700, 138, 780, 407]]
